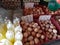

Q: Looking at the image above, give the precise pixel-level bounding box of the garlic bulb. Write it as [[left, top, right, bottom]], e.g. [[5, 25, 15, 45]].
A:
[[1, 39, 13, 45], [13, 17, 20, 27], [15, 25, 22, 33], [14, 41, 23, 45], [0, 42, 4, 45], [6, 30, 14, 43], [4, 17, 8, 24], [0, 33, 5, 41], [7, 20, 14, 30], [15, 32, 23, 41]]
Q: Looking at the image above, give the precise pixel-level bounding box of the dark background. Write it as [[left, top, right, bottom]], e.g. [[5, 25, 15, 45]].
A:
[[39, 0, 48, 6]]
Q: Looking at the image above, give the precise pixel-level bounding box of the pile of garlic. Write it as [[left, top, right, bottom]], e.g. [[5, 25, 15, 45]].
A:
[[0, 17, 23, 45], [14, 17, 23, 45]]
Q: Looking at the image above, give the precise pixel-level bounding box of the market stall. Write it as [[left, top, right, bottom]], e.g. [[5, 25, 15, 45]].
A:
[[0, 0, 60, 45]]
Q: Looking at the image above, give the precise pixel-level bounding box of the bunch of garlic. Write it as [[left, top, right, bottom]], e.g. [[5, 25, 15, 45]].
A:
[[0, 33, 5, 41], [7, 20, 14, 31], [14, 26, 23, 45], [6, 30, 15, 43], [0, 39, 13, 45], [13, 17, 20, 27], [13, 17, 23, 45], [1, 17, 23, 45], [14, 40, 23, 45], [14, 25, 22, 33]]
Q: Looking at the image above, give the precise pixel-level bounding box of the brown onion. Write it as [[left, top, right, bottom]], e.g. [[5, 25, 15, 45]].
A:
[[36, 33, 41, 38], [28, 36, 33, 41], [34, 28, 39, 32], [48, 34, 53, 39], [34, 38, 39, 44], [41, 35, 45, 40], [57, 35, 60, 39], [28, 27, 32, 32], [23, 38, 28, 43], [32, 31, 36, 37], [25, 42, 30, 45], [38, 30, 43, 34], [20, 21, 25, 25], [23, 32, 29, 38], [30, 40, 34, 45]]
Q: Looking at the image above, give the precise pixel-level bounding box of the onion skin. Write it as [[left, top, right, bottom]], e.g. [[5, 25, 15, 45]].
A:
[[34, 38, 39, 44], [30, 40, 34, 45], [28, 36, 33, 41], [34, 28, 39, 33], [36, 33, 41, 38], [32, 31, 36, 37], [23, 32, 29, 38], [28, 27, 32, 32]]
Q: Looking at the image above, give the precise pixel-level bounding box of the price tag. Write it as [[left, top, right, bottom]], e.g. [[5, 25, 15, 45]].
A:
[[21, 16, 28, 22], [39, 15, 51, 21], [24, 3, 34, 8], [21, 15, 33, 23], [27, 15, 33, 22]]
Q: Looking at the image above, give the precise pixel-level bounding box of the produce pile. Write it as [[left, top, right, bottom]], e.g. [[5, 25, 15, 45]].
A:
[[0, 15, 60, 45], [39, 20, 60, 40], [24, 6, 60, 16], [0, 17, 23, 45], [55, 16, 60, 25], [20, 20, 60, 45]]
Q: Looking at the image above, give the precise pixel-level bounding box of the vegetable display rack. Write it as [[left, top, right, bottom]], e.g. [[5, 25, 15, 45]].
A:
[[1, 0, 21, 9]]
